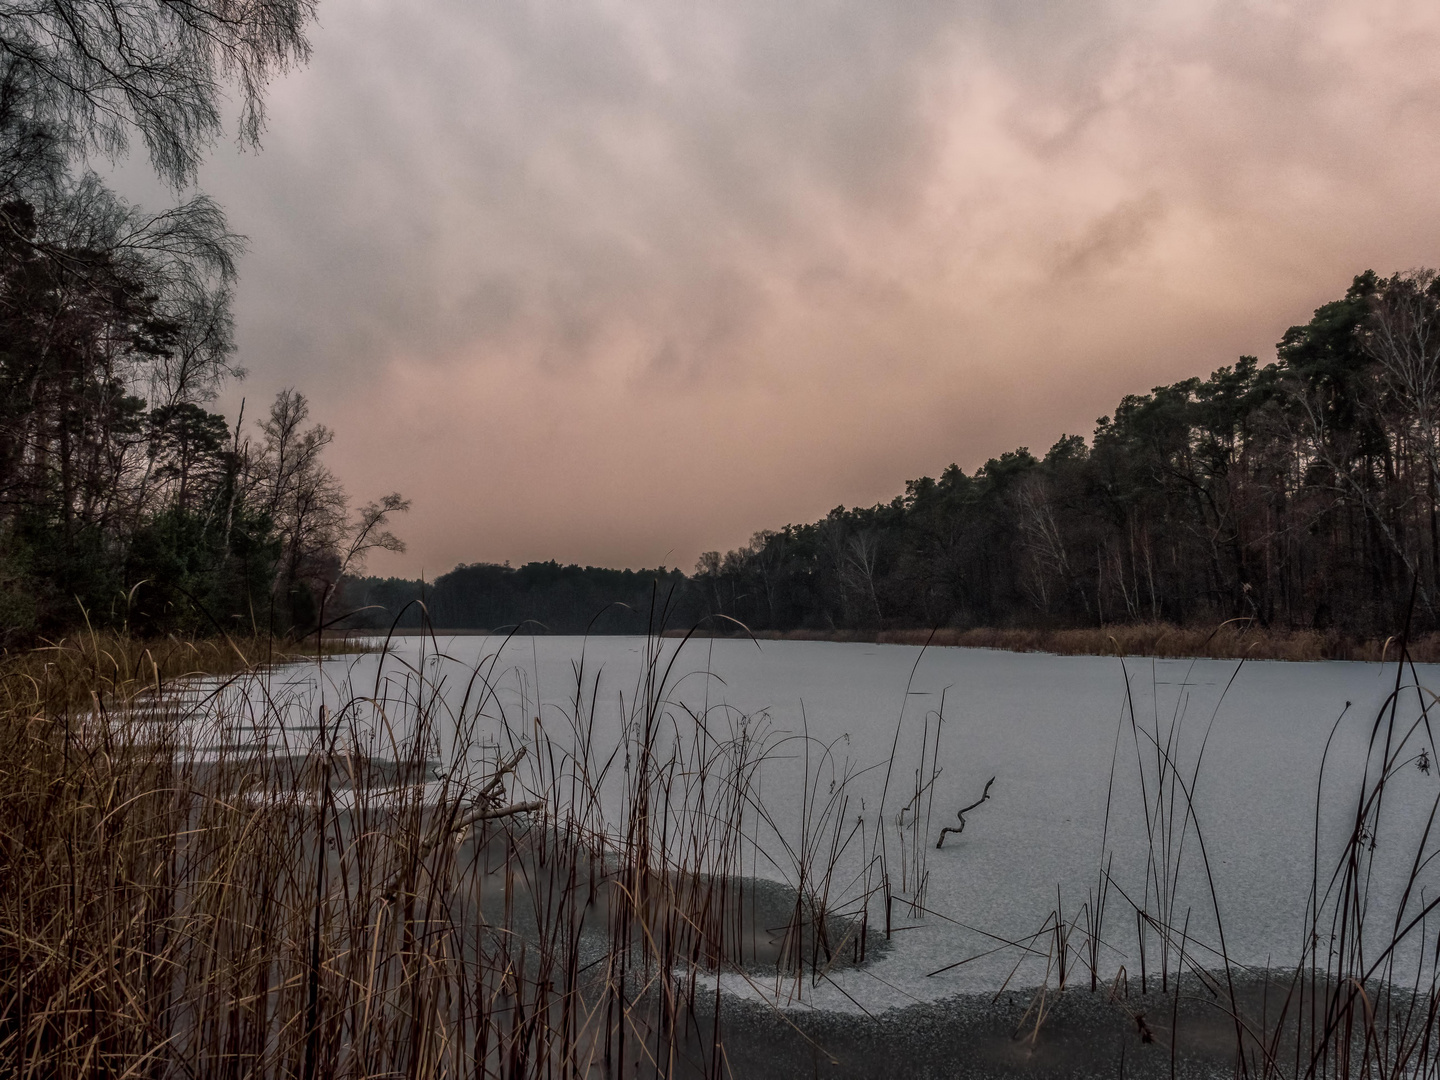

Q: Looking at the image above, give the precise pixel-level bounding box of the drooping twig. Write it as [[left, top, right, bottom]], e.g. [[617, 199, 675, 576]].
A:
[[382, 747, 540, 900], [935, 776, 995, 848], [476, 746, 529, 805]]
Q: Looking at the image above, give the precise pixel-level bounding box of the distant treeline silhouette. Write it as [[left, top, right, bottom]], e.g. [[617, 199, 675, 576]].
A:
[[345, 269, 1440, 640], [343, 563, 690, 635]]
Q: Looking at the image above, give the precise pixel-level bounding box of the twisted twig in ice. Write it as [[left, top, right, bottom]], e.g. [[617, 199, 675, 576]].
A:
[[935, 776, 995, 848]]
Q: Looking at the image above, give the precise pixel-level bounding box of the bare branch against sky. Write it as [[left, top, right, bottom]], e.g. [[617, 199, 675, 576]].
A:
[[109, 0, 1440, 576]]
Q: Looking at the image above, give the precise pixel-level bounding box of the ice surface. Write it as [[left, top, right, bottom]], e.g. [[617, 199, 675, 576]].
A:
[[240, 635, 1440, 1015]]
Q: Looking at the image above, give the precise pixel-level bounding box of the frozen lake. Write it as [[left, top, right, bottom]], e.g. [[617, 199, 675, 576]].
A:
[[235, 634, 1440, 1014]]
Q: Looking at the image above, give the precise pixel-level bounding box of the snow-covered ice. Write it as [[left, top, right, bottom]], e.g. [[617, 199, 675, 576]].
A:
[[234, 635, 1440, 1015]]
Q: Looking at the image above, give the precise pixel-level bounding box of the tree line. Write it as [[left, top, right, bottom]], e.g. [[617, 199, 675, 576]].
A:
[[346, 270, 1440, 640], [0, 0, 410, 644], [343, 564, 689, 635]]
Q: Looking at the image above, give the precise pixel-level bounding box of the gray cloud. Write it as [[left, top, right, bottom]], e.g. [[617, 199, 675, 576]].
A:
[[103, 0, 1440, 574]]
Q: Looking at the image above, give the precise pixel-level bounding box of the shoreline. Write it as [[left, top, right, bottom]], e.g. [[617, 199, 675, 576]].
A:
[[348, 622, 1440, 663], [664, 622, 1440, 662], [713, 970, 1313, 1079]]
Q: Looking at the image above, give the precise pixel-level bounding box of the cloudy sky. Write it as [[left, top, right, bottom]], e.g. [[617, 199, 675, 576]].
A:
[[121, 0, 1440, 578]]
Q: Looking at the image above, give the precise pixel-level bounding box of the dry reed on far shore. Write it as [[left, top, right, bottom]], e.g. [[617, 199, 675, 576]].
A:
[[669, 621, 1439, 662]]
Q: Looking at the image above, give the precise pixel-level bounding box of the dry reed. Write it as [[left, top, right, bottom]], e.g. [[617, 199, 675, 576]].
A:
[[995, 637, 1440, 1078], [0, 618, 874, 1078], [670, 621, 1440, 663]]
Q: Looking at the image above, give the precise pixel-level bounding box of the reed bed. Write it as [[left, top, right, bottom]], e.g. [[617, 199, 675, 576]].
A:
[[0, 630, 363, 711], [670, 622, 1440, 662], [0, 620, 880, 1079]]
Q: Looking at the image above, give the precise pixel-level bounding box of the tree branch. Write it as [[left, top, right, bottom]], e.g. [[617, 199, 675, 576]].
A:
[[381, 747, 537, 901]]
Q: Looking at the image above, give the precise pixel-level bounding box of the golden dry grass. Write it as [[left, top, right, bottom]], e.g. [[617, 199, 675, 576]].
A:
[[0, 630, 365, 712]]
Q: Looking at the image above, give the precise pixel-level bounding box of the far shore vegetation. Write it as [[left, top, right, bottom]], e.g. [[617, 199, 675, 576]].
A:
[[665, 622, 1440, 663], [343, 268, 1440, 660], [365, 622, 1440, 664]]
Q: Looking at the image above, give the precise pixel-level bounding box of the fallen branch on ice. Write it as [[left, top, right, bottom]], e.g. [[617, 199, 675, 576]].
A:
[[935, 776, 995, 848]]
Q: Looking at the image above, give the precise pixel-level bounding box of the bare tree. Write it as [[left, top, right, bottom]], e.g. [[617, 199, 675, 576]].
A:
[[1311, 413, 1428, 614], [1013, 474, 1071, 613], [844, 530, 883, 624], [248, 390, 345, 625], [1363, 273, 1440, 427], [744, 529, 782, 624], [245, 390, 409, 632], [0, 0, 317, 185], [339, 494, 410, 578], [1364, 270, 1440, 584]]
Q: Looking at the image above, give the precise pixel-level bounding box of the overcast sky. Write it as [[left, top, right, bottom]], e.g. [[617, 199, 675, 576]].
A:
[[116, 0, 1440, 578]]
